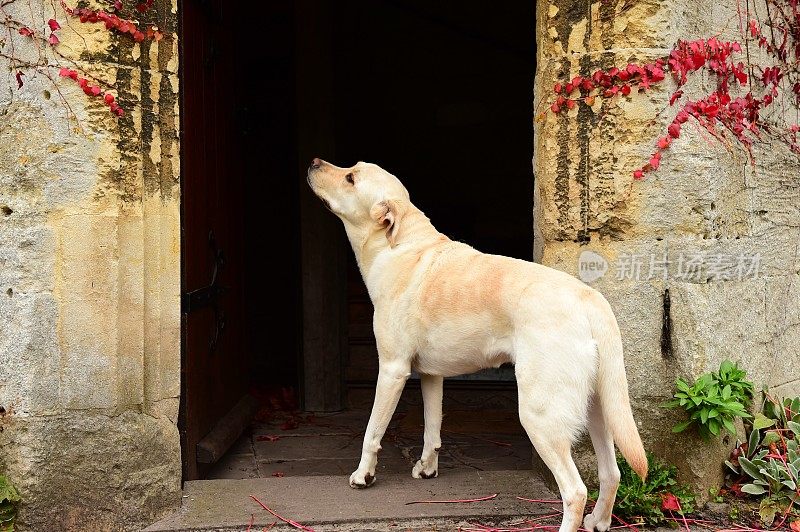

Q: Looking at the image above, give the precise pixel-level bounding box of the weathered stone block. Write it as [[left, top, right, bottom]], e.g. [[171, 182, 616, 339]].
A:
[[0, 412, 181, 532]]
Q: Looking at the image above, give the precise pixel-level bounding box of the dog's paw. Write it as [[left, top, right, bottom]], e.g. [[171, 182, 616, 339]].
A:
[[583, 512, 612, 532], [349, 470, 376, 489], [411, 459, 438, 480]]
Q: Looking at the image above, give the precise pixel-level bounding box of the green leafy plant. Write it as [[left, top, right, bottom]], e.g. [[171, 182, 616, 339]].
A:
[[725, 393, 800, 526], [0, 476, 20, 532], [763, 396, 800, 428], [590, 453, 696, 526], [664, 360, 754, 440]]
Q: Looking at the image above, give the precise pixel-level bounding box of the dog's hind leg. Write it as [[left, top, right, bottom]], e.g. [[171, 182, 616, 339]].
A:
[[514, 337, 594, 532], [519, 409, 587, 532], [349, 359, 410, 489], [412, 373, 443, 479], [583, 397, 621, 532]]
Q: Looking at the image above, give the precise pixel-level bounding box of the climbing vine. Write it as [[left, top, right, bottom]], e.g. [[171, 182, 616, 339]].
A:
[[0, 0, 163, 119], [546, 0, 800, 180]]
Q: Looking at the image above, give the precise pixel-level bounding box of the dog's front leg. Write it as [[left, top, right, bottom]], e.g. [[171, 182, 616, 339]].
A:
[[350, 361, 409, 488], [412, 373, 442, 479]]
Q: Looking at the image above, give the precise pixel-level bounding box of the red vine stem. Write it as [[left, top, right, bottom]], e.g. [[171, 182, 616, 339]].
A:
[[405, 493, 498, 505], [249, 495, 315, 532]]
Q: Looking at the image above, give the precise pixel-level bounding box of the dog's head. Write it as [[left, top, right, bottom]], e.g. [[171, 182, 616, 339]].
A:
[[307, 159, 410, 246]]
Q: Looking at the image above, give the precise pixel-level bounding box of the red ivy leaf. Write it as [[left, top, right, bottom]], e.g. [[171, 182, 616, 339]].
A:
[[90, 85, 102, 96], [48, 33, 60, 45], [18, 27, 34, 37], [669, 90, 683, 105], [550, 103, 561, 114], [657, 136, 671, 149], [136, 0, 155, 12], [15, 71, 24, 89], [649, 156, 661, 170], [668, 122, 681, 138], [749, 19, 759, 37], [633, 169, 644, 180], [48, 19, 61, 31]]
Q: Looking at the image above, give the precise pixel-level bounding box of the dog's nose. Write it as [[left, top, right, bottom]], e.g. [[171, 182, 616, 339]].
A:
[[310, 158, 322, 170]]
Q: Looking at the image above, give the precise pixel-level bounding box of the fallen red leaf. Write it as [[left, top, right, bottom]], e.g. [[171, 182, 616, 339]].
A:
[[280, 420, 299, 431], [661, 492, 681, 512]]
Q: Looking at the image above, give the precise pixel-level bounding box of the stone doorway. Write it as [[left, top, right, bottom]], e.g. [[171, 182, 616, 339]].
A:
[[179, 0, 535, 484]]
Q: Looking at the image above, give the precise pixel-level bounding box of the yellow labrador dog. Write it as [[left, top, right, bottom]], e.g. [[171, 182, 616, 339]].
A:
[[307, 159, 647, 532]]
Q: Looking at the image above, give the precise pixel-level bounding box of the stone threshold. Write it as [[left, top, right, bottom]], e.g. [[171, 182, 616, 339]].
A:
[[143, 470, 557, 531]]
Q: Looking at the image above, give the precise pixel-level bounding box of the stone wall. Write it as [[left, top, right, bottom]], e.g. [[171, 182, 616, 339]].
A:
[[534, 0, 800, 495], [0, 1, 182, 529]]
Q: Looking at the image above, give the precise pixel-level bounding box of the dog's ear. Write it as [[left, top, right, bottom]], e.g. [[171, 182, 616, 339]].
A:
[[370, 200, 404, 247]]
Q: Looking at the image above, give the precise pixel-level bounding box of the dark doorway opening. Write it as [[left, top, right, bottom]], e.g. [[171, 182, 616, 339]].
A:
[[180, 0, 534, 481]]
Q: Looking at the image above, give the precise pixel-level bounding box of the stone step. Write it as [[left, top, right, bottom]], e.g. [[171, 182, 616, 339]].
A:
[[143, 470, 557, 531]]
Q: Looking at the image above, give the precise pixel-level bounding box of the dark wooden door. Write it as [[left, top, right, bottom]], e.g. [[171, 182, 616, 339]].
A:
[[179, 0, 251, 480]]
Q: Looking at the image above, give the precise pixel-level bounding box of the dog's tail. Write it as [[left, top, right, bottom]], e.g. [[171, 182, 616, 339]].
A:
[[587, 291, 648, 481]]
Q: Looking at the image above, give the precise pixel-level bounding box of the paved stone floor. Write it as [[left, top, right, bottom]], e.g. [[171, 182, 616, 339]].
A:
[[207, 408, 534, 481]]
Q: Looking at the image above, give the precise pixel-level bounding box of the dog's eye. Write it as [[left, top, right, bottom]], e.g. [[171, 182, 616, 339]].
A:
[[345, 173, 355, 184]]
